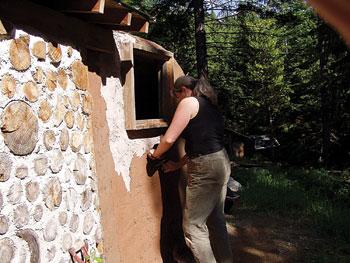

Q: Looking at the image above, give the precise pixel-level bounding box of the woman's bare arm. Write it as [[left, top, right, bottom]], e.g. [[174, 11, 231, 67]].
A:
[[152, 97, 198, 158]]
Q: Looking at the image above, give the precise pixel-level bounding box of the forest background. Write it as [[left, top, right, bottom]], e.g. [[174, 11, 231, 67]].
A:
[[125, 0, 349, 260], [125, 0, 349, 169]]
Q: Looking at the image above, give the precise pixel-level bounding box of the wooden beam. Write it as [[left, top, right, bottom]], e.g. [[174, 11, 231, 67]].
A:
[[133, 37, 173, 59], [160, 60, 176, 120], [122, 59, 137, 130], [73, 7, 132, 27], [29, 0, 149, 33], [81, 0, 132, 26], [82, 0, 149, 33], [119, 41, 133, 62], [0, 19, 15, 40], [93, 0, 105, 13], [0, 20, 6, 34], [135, 119, 168, 130], [0, 0, 115, 53], [72, 1, 148, 33], [130, 15, 149, 33], [140, 22, 149, 34], [29, 0, 105, 13], [110, 15, 149, 33], [58, 0, 106, 14]]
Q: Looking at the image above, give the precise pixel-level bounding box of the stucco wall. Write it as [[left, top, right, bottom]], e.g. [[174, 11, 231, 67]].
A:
[[89, 30, 164, 260], [0, 30, 102, 262]]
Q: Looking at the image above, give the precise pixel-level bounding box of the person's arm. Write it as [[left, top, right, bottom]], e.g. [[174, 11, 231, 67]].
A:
[[151, 97, 198, 159]]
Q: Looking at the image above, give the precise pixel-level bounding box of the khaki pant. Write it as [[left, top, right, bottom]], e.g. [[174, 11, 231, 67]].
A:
[[183, 149, 233, 263]]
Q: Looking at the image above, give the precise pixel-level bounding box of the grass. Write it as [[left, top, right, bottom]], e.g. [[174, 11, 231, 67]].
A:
[[231, 166, 350, 254]]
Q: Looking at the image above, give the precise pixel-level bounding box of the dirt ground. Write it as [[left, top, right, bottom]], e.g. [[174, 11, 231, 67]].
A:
[[226, 212, 349, 262]]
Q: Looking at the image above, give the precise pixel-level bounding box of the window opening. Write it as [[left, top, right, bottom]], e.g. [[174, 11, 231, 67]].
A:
[[133, 52, 163, 120]]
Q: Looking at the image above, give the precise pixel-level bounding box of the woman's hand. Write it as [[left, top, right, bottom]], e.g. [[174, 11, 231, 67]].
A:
[[163, 160, 181, 173], [147, 149, 157, 160]]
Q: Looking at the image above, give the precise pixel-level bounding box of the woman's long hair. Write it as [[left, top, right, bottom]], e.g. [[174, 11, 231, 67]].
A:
[[192, 76, 218, 105], [174, 75, 218, 105]]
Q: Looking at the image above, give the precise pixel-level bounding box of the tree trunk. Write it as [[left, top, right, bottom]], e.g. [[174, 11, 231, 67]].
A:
[[318, 21, 331, 166], [193, 0, 208, 78]]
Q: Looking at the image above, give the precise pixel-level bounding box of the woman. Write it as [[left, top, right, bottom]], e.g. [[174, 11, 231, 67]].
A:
[[148, 75, 233, 263]]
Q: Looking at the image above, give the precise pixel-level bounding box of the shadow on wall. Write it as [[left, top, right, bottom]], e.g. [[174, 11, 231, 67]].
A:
[[84, 48, 120, 85], [127, 127, 167, 139], [157, 146, 195, 263], [0, 0, 120, 84], [158, 169, 188, 262]]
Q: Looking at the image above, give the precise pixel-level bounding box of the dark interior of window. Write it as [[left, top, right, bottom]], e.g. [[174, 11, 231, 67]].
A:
[[134, 52, 163, 120]]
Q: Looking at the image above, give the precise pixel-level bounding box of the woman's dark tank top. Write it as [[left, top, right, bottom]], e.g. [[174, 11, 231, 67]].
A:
[[181, 96, 224, 157]]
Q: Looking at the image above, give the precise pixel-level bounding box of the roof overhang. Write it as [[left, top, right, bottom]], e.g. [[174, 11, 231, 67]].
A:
[[29, 0, 150, 33]]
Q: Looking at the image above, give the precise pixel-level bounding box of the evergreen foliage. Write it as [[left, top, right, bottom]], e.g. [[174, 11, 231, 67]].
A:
[[135, 0, 349, 168]]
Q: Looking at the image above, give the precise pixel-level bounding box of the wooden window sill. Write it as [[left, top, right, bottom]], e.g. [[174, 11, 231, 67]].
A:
[[135, 119, 168, 130]]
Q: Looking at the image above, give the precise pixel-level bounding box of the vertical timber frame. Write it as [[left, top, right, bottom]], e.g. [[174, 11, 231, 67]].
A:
[[121, 42, 137, 130]]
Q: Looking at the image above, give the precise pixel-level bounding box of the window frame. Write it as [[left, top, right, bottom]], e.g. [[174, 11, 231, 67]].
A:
[[121, 40, 174, 130]]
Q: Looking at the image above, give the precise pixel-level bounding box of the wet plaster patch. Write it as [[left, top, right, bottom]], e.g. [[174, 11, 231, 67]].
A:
[[100, 75, 158, 192]]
